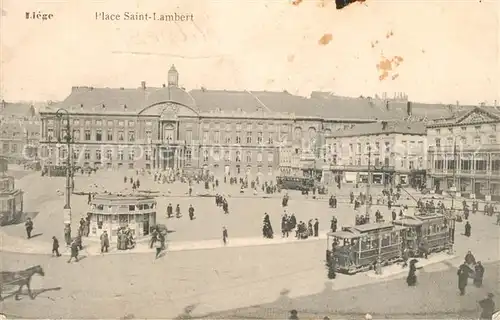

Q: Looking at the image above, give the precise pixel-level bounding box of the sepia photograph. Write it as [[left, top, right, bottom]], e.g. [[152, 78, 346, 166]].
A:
[[0, 0, 499, 319]]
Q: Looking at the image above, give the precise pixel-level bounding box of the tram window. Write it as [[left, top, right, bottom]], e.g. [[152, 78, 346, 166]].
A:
[[135, 215, 142, 222], [97, 221, 103, 229], [97, 204, 104, 211], [138, 204, 144, 210], [382, 234, 390, 246], [427, 228, 431, 235], [129, 205, 136, 211], [112, 215, 118, 221], [119, 215, 128, 223]]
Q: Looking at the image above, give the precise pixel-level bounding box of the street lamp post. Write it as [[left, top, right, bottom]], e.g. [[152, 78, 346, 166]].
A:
[[365, 146, 372, 222], [55, 108, 73, 245], [447, 140, 458, 255]]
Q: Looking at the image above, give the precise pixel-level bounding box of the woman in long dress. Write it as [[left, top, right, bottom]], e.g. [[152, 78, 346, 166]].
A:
[[406, 259, 418, 286]]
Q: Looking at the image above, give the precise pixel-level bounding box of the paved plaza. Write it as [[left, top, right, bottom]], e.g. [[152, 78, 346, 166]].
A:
[[0, 169, 499, 318], [2, 169, 429, 246]]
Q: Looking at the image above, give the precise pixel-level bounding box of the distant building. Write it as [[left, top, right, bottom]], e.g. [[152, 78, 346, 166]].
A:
[[0, 101, 37, 121], [0, 120, 40, 162], [38, 66, 409, 179], [426, 106, 500, 200], [324, 121, 427, 187]]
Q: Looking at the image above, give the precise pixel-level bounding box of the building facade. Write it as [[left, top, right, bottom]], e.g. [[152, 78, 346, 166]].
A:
[[39, 66, 416, 180], [426, 106, 500, 200], [38, 66, 466, 181], [324, 121, 427, 187]]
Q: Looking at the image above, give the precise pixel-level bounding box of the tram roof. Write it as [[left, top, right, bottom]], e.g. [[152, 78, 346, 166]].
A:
[[413, 213, 445, 220], [91, 193, 156, 203], [393, 218, 423, 227], [352, 222, 395, 233], [327, 231, 360, 239]]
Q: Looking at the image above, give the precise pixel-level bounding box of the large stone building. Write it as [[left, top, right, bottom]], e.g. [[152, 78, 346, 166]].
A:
[[323, 121, 427, 187], [0, 101, 41, 162], [38, 66, 417, 179], [426, 106, 500, 200]]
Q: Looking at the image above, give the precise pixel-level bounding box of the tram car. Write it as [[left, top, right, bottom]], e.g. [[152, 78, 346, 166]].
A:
[[392, 213, 452, 257], [326, 222, 407, 274]]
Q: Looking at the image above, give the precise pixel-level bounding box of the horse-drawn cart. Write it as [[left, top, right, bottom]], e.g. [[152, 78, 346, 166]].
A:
[[0, 265, 45, 301]]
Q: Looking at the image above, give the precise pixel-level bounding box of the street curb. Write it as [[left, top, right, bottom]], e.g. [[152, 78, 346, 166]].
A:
[[0, 234, 328, 257]]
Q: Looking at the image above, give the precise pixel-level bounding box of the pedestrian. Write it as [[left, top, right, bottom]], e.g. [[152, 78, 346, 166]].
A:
[[52, 236, 61, 257], [25, 218, 33, 239], [479, 293, 496, 319], [406, 259, 418, 286], [457, 263, 470, 295], [64, 223, 71, 245], [288, 310, 299, 320], [222, 226, 228, 245], [175, 204, 182, 218], [464, 221, 471, 237], [67, 240, 79, 263], [314, 218, 319, 237], [100, 230, 109, 253], [155, 237, 163, 259], [474, 261, 485, 287], [188, 205, 195, 220]]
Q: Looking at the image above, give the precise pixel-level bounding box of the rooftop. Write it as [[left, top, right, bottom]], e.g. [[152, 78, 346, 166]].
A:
[[327, 121, 426, 138], [0, 101, 36, 118]]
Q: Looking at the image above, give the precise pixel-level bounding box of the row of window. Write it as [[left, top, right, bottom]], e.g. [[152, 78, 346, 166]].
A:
[[46, 148, 275, 164], [0, 131, 39, 138], [199, 150, 274, 163], [328, 157, 424, 169], [433, 159, 500, 171], [435, 135, 497, 146], [57, 119, 143, 127], [46, 128, 151, 143], [431, 124, 497, 135], [200, 131, 287, 144]]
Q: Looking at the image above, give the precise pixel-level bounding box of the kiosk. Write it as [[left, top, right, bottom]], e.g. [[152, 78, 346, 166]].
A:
[[0, 159, 24, 226], [88, 194, 157, 242]]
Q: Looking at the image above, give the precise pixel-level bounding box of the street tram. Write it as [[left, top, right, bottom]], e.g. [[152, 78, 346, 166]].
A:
[[326, 222, 407, 274], [276, 176, 314, 191], [392, 213, 451, 257]]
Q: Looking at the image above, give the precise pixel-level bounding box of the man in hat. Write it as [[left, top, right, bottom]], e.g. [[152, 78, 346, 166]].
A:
[[478, 293, 495, 319], [25, 218, 33, 239], [100, 230, 110, 253], [67, 239, 79, 263], [52, 236, 61, 257], [474, 261, 485, 287], [457, 262, 470, 295]]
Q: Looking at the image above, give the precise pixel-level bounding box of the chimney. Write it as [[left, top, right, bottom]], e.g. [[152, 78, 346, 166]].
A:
[[382, 121, 388, 130], [123, 104, 127, 110], [162, 84, 166, 88], [385, 100, 389, 110], [141, 81, 146, 90], [406, 101, 412, 116]]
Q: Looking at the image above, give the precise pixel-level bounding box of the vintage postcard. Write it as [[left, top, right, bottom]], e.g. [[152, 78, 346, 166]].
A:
[[0, 0, 498, 319]]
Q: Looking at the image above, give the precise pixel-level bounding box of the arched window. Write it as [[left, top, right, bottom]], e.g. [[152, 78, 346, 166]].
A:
[[294, 127, 302, 140]]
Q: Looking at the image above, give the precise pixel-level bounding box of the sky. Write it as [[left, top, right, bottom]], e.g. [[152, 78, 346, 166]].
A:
[[1, 0, 498, 105]]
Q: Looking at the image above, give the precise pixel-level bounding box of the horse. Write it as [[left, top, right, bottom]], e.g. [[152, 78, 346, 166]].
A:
[[0, 265, 45, 301]]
